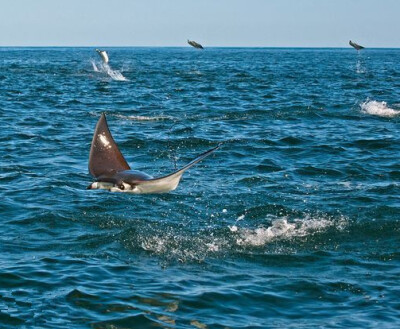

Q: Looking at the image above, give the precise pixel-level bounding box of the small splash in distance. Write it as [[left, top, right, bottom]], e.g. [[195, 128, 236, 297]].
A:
[[360, 100, 400, 118], [91, 60, 128, 81], [356, 60, 366, 74]]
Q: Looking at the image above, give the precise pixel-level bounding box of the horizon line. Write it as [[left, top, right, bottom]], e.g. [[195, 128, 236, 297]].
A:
[[0, 45, 399, 49]]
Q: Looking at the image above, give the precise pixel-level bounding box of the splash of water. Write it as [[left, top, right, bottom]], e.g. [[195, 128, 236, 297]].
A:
[[91, 60, 127, 81], [356, 60, 366, 74], [91, 60, 99, 72], [103, 63, 127, 81], [360, 100, 400, 118], [234, 216, 347, 247], [131, 214, 348, 262], [354, 50, 366, 74]]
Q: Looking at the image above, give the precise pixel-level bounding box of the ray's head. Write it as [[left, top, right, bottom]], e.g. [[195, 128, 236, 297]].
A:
[[87, 181, 134, 192]]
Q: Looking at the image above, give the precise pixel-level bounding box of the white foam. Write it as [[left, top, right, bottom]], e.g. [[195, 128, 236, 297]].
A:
[[135, 215, 347, 261], [229, 225, 238, 232], [102, 63, 127, 81], [114, 114, 173, 121], [235, 216, 347, 247], [206, 242, 219, 252], [360, 100, 400, 118]]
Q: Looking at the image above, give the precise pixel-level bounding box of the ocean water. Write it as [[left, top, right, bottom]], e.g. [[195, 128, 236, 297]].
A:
[[1, 47, 399, 328]]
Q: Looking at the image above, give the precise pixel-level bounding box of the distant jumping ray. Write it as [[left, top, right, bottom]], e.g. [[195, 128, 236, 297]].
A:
[[95, 49, 109, 63], [92, 49, 127, 81], [87, 113, 220, 193], [349, 40, 364, 51], [187, 40, 204, 49]]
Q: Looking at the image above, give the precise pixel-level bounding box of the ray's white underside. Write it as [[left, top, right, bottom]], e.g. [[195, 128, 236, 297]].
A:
[[90, 171, 184, 194]]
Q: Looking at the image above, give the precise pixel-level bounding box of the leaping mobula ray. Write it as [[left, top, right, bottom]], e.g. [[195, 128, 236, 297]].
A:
[[349, 40, 364, 51], [95, 49, 109, 63], [187, 40, 204, 49], [87, 114, 220, 193]]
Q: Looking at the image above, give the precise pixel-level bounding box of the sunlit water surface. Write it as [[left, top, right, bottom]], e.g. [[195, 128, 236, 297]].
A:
[[1, 47, 400, 328]]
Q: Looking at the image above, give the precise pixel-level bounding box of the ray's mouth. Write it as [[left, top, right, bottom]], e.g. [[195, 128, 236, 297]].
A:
[[87, 181, 135, 193]]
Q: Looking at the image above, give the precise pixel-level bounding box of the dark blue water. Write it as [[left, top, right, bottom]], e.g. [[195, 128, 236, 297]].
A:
[[1, 47, 400, 328]]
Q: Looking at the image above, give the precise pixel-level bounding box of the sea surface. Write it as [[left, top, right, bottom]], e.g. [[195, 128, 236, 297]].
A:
[[1, 47, 400, 328]]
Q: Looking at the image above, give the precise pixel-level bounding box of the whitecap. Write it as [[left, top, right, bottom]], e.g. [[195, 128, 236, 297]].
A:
[[360, 100, 400, 118]]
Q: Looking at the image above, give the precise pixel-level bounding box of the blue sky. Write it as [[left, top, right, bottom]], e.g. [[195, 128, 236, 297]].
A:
[[1, 0, 399, 47]]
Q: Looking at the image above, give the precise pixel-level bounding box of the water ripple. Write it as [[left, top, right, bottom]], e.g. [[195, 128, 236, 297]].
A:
[[1, 48, 400, 328]]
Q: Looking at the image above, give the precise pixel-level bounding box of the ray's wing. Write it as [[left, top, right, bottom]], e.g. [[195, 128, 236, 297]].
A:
[[193, 41, 203, 49], [188, 40, 203, 49], [132, 144, 221, 194], [89, 113, 131, 177]]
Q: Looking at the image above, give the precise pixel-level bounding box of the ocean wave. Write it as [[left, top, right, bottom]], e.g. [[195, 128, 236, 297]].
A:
[[360, 100, 400, 118], [91, 60, 127, 81]]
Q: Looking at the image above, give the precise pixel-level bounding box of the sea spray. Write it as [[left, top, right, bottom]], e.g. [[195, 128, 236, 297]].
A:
[[234, 216, 348, 247], [361, 100, 400, 117], [91, 60, 127, 81]]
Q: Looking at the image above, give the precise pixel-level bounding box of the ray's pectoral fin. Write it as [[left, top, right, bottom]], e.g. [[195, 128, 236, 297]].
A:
[[88, 113, 131, 178], [132, 144, 221, 194]]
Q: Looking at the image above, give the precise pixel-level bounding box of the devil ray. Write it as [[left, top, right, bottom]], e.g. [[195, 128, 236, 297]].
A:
[[87, 114, 220, 194]]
